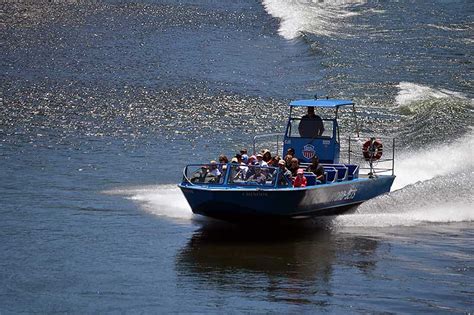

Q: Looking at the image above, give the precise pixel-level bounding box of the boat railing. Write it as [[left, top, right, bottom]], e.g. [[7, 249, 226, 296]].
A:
[[252, 133, 284, 156], [181, 163, 292, 188], [343, 136, 395, 176]]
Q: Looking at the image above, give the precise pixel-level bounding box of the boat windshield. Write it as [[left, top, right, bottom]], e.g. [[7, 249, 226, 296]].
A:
[[183, 164, 291, 188]]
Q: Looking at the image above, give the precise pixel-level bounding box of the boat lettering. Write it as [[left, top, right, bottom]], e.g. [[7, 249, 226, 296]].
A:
[[242, 192, 268, 197], [332, 188, 357, 202]]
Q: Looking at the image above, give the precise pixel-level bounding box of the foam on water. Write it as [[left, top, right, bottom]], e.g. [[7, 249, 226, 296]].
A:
[[106, 185, 193, 221], [396, 82, 468, 108], [392, 131, 474, 191], [335, 172, 474, 227], [262, 0, 366, 39]]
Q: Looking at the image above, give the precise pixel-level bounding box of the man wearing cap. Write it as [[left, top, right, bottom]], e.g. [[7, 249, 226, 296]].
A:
[[277, 159, 292, 186], [293, 168, 307, 188]]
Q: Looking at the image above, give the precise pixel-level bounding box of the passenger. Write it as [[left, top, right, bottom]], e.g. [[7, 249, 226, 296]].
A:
[[306, 155, 324, 183], [261, 149, 272, 163], [229, 157, 242, 182], [218, 154, 229, 173], [289, 157, 300, 177], [235, 153, 242, 163], [247, 155, 257, 166], [218, 154, 228, 164], [267, 155, 281, 168], [256, 154, 268, 167], [293, 169, 307, 187], [208, 160, 221, 182], [277, 159, 292, 186], [298, 106, 324, 138], [286, 147, 295, 157], [190, 165, 209, 183], [240, 148, 249, 162], [247, 166, 266, 184], [284, 154, 293, 168]]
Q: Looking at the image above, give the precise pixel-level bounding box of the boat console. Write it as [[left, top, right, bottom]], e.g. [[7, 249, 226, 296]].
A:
[[283, 99, 356, 164]]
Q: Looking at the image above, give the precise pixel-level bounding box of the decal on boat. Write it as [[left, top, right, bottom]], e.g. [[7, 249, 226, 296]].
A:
[[332, 188, 357, 202], [242, 192, 269, 197], [302, 144, 316, 160]]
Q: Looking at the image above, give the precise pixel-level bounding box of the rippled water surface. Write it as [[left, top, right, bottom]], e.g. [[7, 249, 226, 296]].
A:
[[1, 0, 473, 313]]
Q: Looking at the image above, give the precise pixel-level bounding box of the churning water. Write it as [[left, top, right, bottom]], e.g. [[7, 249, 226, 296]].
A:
[[1, 0, 473, 313]]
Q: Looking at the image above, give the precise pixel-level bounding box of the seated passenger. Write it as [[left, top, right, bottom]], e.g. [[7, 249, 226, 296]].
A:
[[240, 148, 248, 162], [289, 157, 300, 177], [207, 160, 221, 182], [306, 155, 324, 183], [293, 168, 307, 187], [247, 166, 266, 184], [277, 159, 292, 186], [190, 165, 209, 183], [267, 155, 281, 168], [256, 153, 268, 167], [298, 106, 325, 138], [286, 147, 295, 157], [284, 154, 293, 168], [261, 149, 272, 163], [229, 159, 242, 183], [247, 155, 257, 166], [218, 154, 229, 173]]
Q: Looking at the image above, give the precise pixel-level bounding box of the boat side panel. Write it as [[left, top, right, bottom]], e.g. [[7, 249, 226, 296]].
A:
[[179, 176, 395, 220]]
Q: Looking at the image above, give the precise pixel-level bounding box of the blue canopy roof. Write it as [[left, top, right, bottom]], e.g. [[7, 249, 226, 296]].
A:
[[289, 99, 354, 108]]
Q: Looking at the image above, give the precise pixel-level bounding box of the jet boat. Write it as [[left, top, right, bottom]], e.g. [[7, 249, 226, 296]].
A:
[[178, 98, 395, 222]]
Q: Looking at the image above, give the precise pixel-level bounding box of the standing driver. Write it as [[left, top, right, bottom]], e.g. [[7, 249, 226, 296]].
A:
[[298, 106, 324, 138]]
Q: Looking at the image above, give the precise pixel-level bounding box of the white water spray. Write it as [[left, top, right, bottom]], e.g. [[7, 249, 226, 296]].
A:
[[262, 0, 367, 40], [396, 82, 468, 107], [106, 185, 192, 221]]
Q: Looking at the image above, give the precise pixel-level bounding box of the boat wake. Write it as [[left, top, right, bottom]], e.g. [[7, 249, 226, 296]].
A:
[[262, 0, 367, 40], [394, 82, 473, 147], [392, 130, 474, 191], [335, 172, 473, 228]]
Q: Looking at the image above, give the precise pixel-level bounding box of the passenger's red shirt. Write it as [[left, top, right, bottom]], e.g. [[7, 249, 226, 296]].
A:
[[293, 175, 307, 187]]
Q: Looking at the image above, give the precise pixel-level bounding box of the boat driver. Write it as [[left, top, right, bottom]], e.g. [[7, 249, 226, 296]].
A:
[[298, 106, 325, 138]]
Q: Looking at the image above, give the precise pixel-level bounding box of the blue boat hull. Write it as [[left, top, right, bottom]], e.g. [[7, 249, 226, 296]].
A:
[[178, 175, 395, 221]]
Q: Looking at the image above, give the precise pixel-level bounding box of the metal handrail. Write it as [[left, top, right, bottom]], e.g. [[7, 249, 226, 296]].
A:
[[346, 136, 396, 176]]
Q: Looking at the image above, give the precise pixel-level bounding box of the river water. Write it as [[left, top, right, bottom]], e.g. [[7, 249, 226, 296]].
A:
[[1, 0, 473, 313]]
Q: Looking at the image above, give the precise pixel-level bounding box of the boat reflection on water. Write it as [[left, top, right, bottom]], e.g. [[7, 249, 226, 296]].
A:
[[176, 221, 381, 305]]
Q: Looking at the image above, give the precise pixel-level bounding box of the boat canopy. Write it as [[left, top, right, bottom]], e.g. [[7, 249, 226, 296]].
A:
[[289, 99, 354, 108]]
